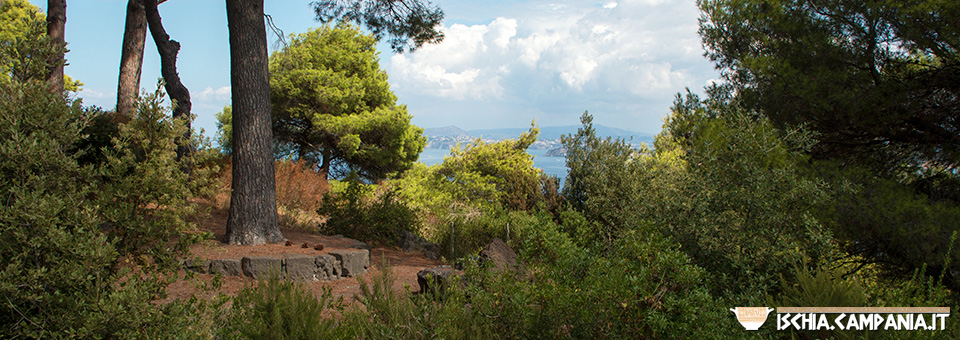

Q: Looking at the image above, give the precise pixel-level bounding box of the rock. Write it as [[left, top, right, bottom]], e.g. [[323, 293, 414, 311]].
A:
[[283, 254, 317, 281], [478, 238, 517, 271], [399, 230, 442, 261], [208, 258, 242, 276], [328, 249, 369, 277], [241, 256, 283, 280], [417, 265, 463, 297], [399, 231, 420, 251], [349, 240, 372, 251], [423, 243, 441, 261], [330, 234, 371, 250], [315, 254, 341, 281], [183, 258, 209, 274]]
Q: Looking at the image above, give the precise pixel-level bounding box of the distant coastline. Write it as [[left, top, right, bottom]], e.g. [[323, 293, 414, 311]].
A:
[[421, 124, 654, 151]]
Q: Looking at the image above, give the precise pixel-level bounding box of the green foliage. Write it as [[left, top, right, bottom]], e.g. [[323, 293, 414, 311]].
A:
[[771, 264, 868, 340], [0, 78, 209, 338], [318, 173, 419, 243], [562, 99, 837, 297], [312, 0, 444, 53], [331, 212, 738, 339], [821, 165, 960, 289], [0, 0, 79, 92], [504, 212, 738, 338], [224, 276, 342, 339], [0, 77, 111, 339], [561, 111, 645, 248], [775, 264, 868, 311], [96, 84, 210, 268], [0, 0, 49, 85], [388, 125, 557, 258], [215, 105, 233, 154], [700, 0, 960, 294], [436, 123, 547, 211], [698, 0, 960, 175], [651, 89, 838, 296], [269, 23, 425, 181]]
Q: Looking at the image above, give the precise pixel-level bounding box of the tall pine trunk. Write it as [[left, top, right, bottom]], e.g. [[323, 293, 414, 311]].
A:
[[225, 0, 283, 245], [144, 0, 192, 169], [45, 0, 66, 93], [116, 0, 147, 117]]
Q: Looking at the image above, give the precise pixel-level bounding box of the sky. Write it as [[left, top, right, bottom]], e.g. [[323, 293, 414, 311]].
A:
[[28, 0, 719, 138]]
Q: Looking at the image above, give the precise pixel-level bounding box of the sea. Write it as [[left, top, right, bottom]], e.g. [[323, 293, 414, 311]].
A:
[[417, 148, 569, 184]]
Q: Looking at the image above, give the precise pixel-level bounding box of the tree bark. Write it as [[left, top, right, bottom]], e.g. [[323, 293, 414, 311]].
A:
[[45, 0, 66, 94], [116, 0, 147, 117], [143, 0, 192, 170], [225, 0, 283, 245]]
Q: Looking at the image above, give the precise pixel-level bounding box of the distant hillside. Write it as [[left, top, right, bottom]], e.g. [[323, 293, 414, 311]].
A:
[[422, 126, 471, 139], [423, 124, 654, 143]]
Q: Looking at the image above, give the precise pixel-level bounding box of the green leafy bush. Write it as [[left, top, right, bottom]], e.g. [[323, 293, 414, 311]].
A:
[[388, 125, 558, 259], [318, 173, 419, 243], [223, 276, 342, 339], [561, 111, 645, 249], [639, 90, 838, 297], [0, 79, 210, 338], [96, 85, 210, 268]]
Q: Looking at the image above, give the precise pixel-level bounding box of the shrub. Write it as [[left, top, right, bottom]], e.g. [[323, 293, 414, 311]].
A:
[[96, 85, 209, 268], [224, 276, 342, 339], [0, 79, 209, 338], [274, 158, 328, 213], [317, 173, 419, 243], [433, 206, 512, 260], [631, 90, 838, 297], [508, 212, 739, 339], [770, 264, 868, 339]]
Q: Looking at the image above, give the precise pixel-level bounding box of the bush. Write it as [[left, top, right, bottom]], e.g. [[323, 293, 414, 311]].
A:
[[0, 79, 209, 338], [433, 207, 512, 260], [96, 85, 209, 268], [223, 276, 342, 339], [318, 173, 419, 243], [274, 159, 328, 213], [634, 90, 838, 297]]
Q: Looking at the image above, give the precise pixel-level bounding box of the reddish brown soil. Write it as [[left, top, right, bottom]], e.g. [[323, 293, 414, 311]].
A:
[[163, 202, 440, 305]]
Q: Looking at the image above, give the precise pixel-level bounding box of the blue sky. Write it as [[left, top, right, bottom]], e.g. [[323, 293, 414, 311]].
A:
[[29, 0, 718, 138]]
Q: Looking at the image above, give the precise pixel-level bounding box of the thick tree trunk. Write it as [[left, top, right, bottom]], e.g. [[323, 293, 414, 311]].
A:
[[45, 0, 66, 94], [116, 0, 147, 117], [225, 0, 283, 245], [144, 0, 192, 171]]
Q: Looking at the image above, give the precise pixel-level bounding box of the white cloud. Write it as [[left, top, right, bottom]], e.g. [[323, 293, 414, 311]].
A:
[[387, 0, 717, 132], [80, 88, 106, 98], [198, 85, 231, 102]]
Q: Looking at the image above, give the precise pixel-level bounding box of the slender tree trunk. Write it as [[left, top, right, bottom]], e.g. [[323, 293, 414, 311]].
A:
[[319, 150, 331, 181], [117, 0, 147, 117], [225, 0, 283, 245], [45, 0, 66, 94], [144, 0, 192, 171]]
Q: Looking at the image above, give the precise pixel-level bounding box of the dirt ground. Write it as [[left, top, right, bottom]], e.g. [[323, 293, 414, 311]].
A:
[[162, 202, 441, 305]]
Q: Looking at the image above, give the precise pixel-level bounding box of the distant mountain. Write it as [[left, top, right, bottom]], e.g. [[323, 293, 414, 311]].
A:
[[422, 126, 471, 139], [423, 124, 654, 143]]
